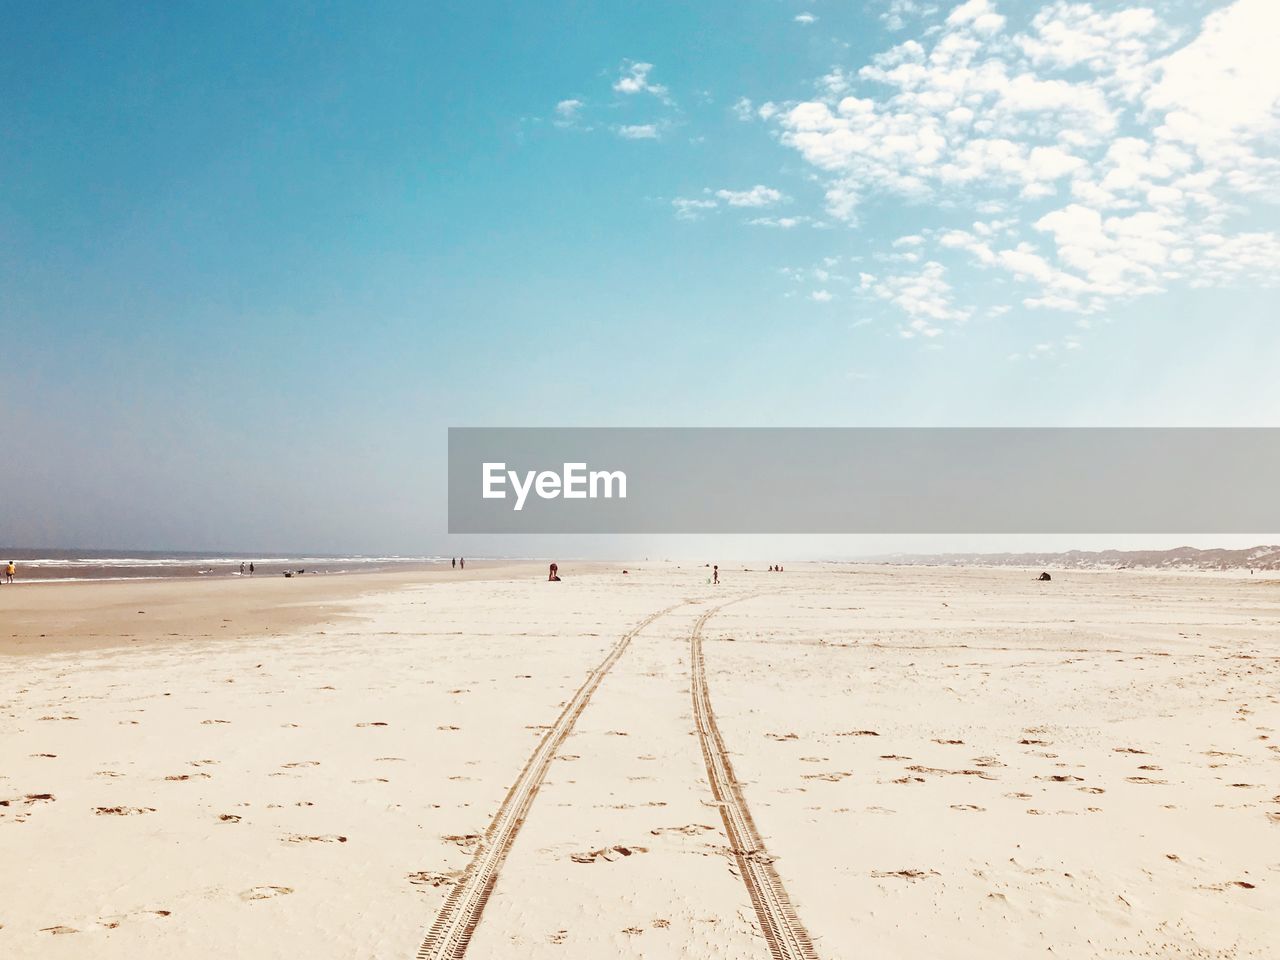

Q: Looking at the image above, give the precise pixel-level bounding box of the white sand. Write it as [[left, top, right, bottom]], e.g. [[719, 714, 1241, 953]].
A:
[[1, 564, 1277, 958]]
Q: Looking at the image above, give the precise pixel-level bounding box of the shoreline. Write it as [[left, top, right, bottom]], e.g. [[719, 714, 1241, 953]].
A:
[[0, 560, 549, 657]]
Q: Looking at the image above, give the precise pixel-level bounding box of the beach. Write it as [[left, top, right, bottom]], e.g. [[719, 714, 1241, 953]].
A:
[[2, 563, 1277, 958]]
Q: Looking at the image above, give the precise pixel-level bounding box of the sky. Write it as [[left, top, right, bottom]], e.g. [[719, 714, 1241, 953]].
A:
[[2, 0, 1278, 556]]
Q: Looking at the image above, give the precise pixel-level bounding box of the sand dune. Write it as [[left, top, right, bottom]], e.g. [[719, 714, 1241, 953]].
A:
[[1, 564, 1276, 958]]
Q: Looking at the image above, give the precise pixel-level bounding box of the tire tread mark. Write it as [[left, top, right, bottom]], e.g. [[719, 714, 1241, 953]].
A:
[[416, 602, 685, 959], [691, 600, 819, 960]]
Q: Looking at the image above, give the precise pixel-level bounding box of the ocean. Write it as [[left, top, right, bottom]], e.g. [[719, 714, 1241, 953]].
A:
[[0, 549, 450, 582]]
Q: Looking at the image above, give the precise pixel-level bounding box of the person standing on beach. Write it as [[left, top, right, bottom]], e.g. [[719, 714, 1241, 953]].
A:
[[460, 557, 465, 570], [249, 562, 254, 576], [452, 557, 456, 570], [240, 561, 245, 576], [5, 561, 14, 583], [713, 564, 719, 585]]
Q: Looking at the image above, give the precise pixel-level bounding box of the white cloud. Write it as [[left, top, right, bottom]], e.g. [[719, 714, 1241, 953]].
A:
[[613, 62, 670, 101], [1145, 0, 1280, 196], [617, 124, 659, 140], [795, 12, 817, 25], [810, 289, 833, 301], [768, 0, 1280, 322], [554, 99, 583, 128], [715, 185, 786, 207], [869, 260, 969, 337], [672, 197, 717, 220], [732, 97, 755, 121], [880, 0, 938, 32], [749, 216, 808, 228], [945, 0, 1005, 35]]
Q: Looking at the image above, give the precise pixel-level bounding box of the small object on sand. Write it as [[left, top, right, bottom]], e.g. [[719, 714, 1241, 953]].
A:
[[1037, 571, 1052, 581], [283, 571, 293, 578]]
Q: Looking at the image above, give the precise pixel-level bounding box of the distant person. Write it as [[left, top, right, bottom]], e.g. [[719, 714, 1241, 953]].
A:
[[460, 557, 465, 570], [5, 560, 14, 583], [240, 561, 245, 575], [713, 565, 719, 585], [452, 557, 457, 570], [249, 562, 255, 576], [548, 562, 560, 582]]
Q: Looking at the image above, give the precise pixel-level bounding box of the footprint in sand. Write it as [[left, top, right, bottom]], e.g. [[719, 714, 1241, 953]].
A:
[[240, 885, 293, 901], [164, 773, 212, 781], [1127, 776, 1169, 785], [871, 869, 939, 881], [283, 834, 347, 844], [951, 804, 985, 811], [218, 814, 242, 823], [443, 834, 482, 851], [97, 910, 170, 929], [355, 722, 388, 727], [201, 719, 231, 725], [281, 761, 320, 768], [95, 806, 155, 816], [650, 824, 715, 837], [41, 925, 78, 935], [571, 845, 648, 863], [803, 771, 853, 782], [407, 870, 462, 888]]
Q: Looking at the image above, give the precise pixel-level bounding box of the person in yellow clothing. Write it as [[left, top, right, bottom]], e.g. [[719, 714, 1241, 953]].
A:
[[5, 561, 14, 584]]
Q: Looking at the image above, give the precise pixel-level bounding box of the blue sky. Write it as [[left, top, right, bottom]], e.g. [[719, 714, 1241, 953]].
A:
[[3, 0, 1278, 554]]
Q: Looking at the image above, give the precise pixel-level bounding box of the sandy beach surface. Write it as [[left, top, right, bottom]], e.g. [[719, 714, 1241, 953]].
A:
[[2, 563, 1277, 958]]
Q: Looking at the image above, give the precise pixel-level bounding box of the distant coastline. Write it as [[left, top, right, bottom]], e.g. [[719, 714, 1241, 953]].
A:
[[0, 549, 452, 582], [869, 544, 1280, 572]]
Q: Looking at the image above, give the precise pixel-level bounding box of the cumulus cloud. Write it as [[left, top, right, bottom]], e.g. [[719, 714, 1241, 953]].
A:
[[868, 261, 970, 337], [795, 12, 817, 24], [769, 0, 1280, 321], [613, 62, 670, 101], [672, 197, 718, 220], [554, 99, 584, 128], [617, 123, 659, 140], [715, 185, 786, 207]]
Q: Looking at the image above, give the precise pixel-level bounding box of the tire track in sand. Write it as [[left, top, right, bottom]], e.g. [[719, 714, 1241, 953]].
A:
[[416, 602, 688, 960], [691, 600, 819, 960]]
